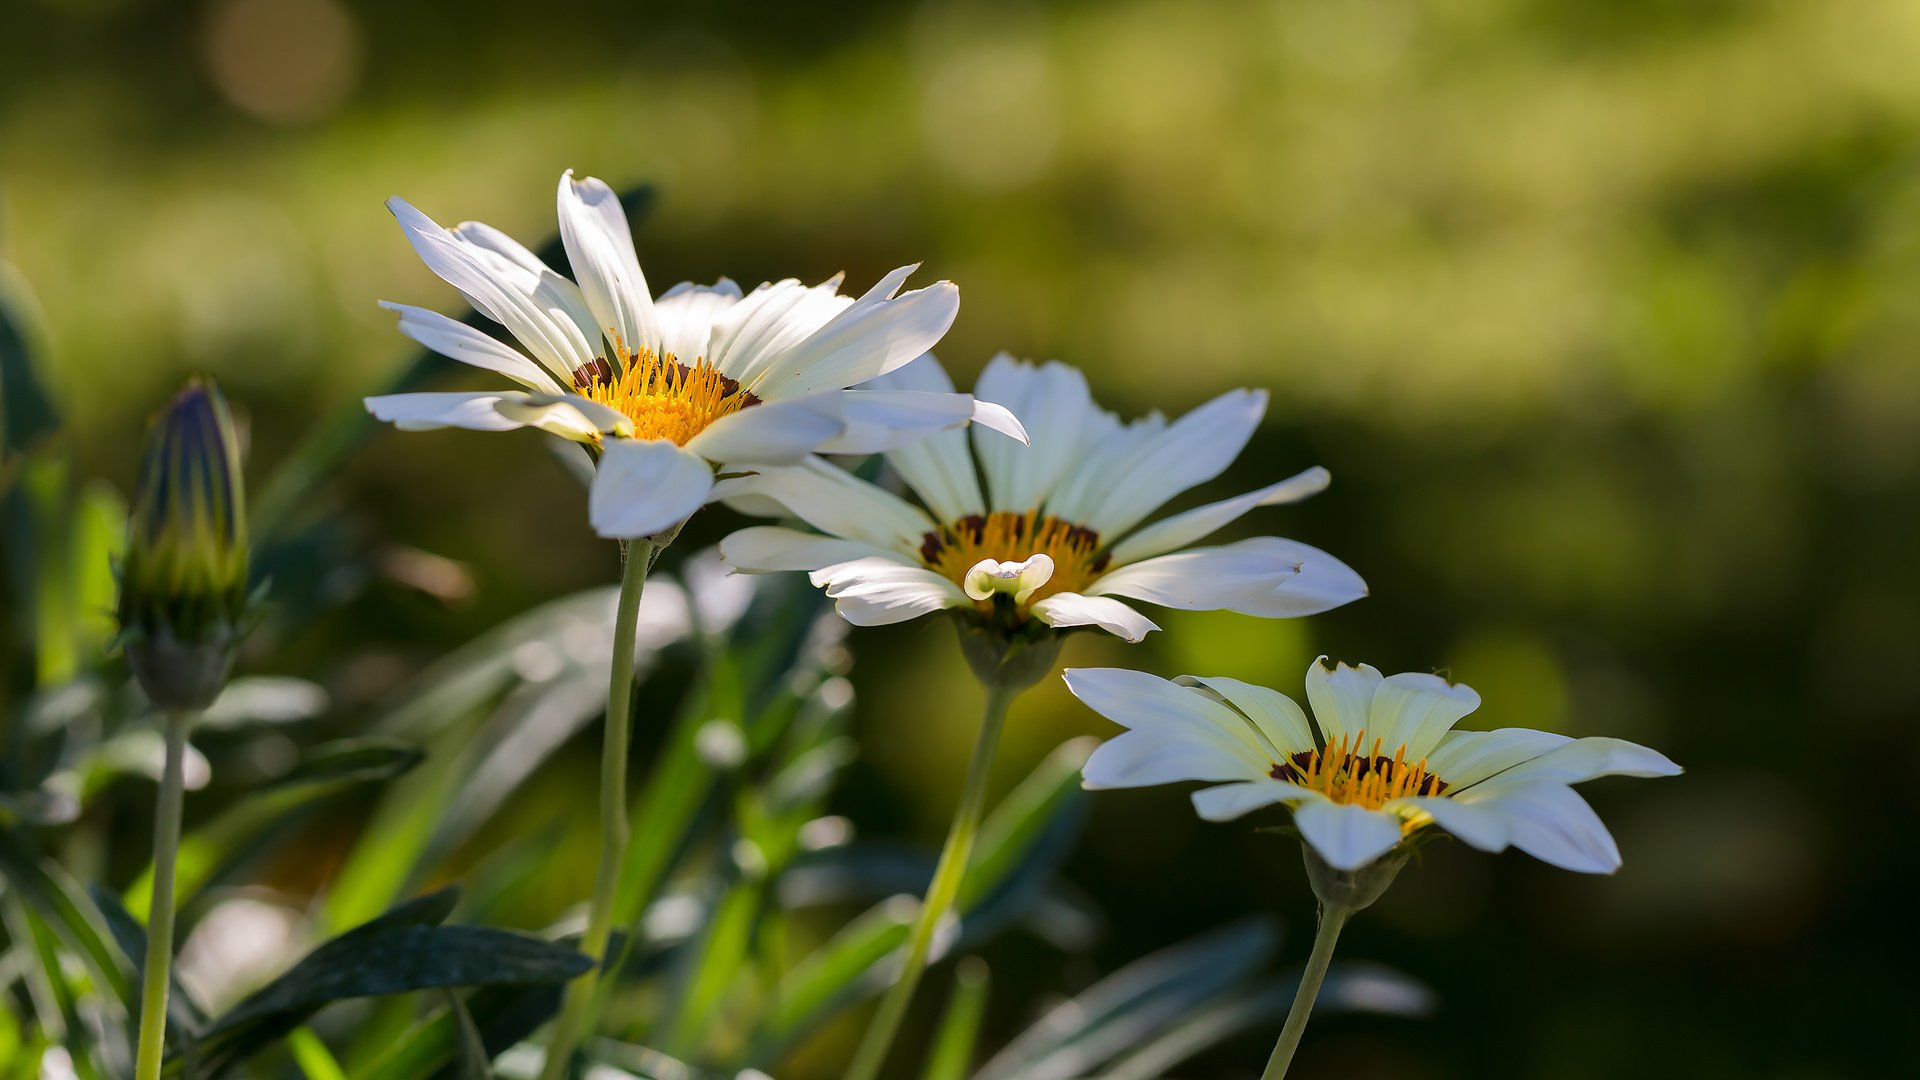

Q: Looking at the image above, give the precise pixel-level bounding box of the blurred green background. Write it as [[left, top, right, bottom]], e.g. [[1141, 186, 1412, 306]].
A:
[[5, 0, 1917, 1075]]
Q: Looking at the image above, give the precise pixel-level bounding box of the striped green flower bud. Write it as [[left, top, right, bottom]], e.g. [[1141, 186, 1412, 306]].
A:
[[118, 378, 249, 710]]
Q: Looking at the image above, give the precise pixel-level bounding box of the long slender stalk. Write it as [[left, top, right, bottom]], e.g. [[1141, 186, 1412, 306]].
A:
[[1261, 905, 1353, 1080], [845, 682, 1020, 1080], [133, 709, 190, 1080], [539, 541, 654, 1080]]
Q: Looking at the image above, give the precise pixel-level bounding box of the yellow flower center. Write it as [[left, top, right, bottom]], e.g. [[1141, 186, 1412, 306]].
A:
[[1269, 733, 1449, 810], [921, 510, 1109, 606], [575, 347, 757, 445]]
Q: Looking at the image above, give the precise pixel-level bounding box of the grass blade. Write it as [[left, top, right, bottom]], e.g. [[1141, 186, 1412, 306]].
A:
[[971, 918, 1279, 1080], [921, 958, 989, 1080]]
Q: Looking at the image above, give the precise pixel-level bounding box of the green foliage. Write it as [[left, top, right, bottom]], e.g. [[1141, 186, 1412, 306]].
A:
[[0, 263, 57, 469], [919, 959, 988, 1080]]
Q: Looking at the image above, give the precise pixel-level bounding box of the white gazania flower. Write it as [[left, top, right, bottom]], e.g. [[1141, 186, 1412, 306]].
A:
[[364, 171, 1026, 539], [714, 355, 1365, 641], [1066, 661, 1681, 873]]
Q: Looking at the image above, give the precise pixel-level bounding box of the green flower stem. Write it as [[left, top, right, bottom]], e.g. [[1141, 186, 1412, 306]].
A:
[[1261, 904, 1354, 1080], [845, 680, 1021, 1080], [133, 709, 191, 1080], [539, 540, 654, 1080]]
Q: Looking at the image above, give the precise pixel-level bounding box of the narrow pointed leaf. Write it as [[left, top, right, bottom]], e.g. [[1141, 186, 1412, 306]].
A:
[[922, 959, 990, 1080], [971, 919, 1280, 1080], [1100, 962, 1434, 1080]]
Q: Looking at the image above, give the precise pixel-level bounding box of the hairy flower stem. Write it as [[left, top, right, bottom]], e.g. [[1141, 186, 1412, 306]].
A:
[[134, 709, 191, 1080], [1262, 904, 1354, 1080], [539, 540, 654, 1080], [845, 681, 1021, 1080]]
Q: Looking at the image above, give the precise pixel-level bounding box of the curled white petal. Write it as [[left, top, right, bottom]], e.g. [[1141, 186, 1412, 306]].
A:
[[813, 557, 968, 626], [962, 553, 1054, 604], [1028, 592, 1159, 642]]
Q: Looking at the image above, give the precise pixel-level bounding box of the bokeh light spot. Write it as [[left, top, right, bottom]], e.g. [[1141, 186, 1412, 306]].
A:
[[203, 0, 363, 124]]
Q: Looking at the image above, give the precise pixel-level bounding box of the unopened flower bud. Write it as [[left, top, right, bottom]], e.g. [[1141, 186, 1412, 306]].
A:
[[118, 379, 250, 711]]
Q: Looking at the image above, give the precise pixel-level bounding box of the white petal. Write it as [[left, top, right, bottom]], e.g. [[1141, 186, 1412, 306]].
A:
[[1078, 387, 1268, 538], [968, 398, 1029, 443], [1191, 781, 1314, 822], [492, 393, 631, 441], [1459, 783, 1623, 874], [1107, 467, 1331, 566], [653, 279, 743, 363], [709, 276, 853, 385], [378, 302, 562, 393], [1366, 672, 1481, 762], [1402, 795, 1511, 852], [1084, 544, 1301, 611], [1424, 729, 1573, 790], [588, 439, 715, 539], [1081, 731, 1266, 790], [718, 526, 910, 573], [971, 355, 1096, 512], [746, 267, 961, 399], [1028, 592, 1159, 642], [557, 171, 657, 356], [366, 391, 528, 432], [684, 397, 846, 465], [854, 356, 988, 523], [448, 219, 551, 275], [1221, 538, 1368, 618], [859, 351, 955, 395], [711, 457, 935, 552], [1293, 800, 1404, 872], [812, 389, 981, 455], [387, 197, 598, 378], [1174, 675, 1316, 759], [1043, 409, 1158, 526], [1303, 657, 1384, 748], [1459, 737, 1682, 795], [448, 220, 605, 372], [718, 525, 909, 573], [1060, 667, 1273, 769], [814, 557, 966, 626]]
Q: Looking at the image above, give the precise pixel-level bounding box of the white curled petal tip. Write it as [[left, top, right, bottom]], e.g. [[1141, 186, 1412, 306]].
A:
[[961, 554, 1055, 603], [970, 398, 1030, 445], [963, 558, 1002, 601], [1013, 553, 1055, 603]]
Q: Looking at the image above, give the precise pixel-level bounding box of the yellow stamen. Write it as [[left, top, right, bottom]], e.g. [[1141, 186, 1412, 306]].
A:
[[920, 510, 1106, 607], [1268, 731, 1447, 811], [576, 345, 757, 445]]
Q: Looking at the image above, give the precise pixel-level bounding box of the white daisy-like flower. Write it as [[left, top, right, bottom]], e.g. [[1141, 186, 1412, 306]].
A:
[[365, 171, 1025, 539], [1066, 660, 1681, 873], [715, 355, 1365, 641]]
